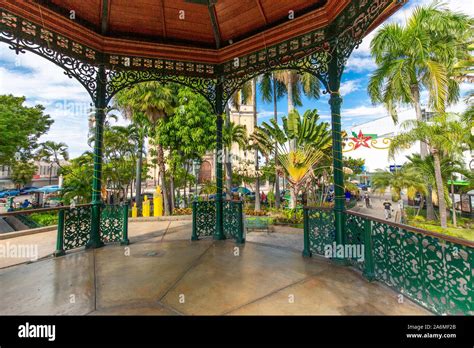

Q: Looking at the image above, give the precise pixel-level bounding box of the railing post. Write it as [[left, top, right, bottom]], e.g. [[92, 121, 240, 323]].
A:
[[120, 204, 130, 246], [191, 201, 198, 241], [236, 201, 245, 244], [302, 207, 312, 257], [54, 209, 65, 257], [363, 217, 375, 281]]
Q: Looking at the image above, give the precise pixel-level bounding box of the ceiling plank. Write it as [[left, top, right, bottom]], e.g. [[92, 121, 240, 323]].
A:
[[255, 0, 268, 25], [207, 1, 221, 49], [160, 0, 167, 38]]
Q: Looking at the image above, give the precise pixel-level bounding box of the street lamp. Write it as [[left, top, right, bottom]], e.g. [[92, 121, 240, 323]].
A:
[[193, 159, 201, 201]]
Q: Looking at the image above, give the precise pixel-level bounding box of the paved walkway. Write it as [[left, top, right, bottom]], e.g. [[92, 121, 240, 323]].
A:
[[0, 222, 430, 315]]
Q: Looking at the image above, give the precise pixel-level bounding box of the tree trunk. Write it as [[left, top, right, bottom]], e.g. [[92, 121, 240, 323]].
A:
[[157, 144, 170, 215], [451, 175, 457, 227], [273, 73, 281, 209], [170, 174, 175, 212], [426, 184, 435, 221], [135, 133, 144, 210], [433, 151, 447, 228], [412, 85, 428, 157]]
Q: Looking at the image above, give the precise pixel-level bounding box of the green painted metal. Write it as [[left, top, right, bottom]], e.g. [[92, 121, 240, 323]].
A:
[[305, 207, 335, 256], [304, 208, 473, 315], [88, 65, 106, 250], [192, 200, 243, 243], [345, 213, 365, 271], [100, 204, 124, 243], [302, 208, 311, 257], [54, 209, 66, 257], [192, 201, 216, 239], [64, 206, 92, 251], [223, 201, 245, 243], [121, 204, 130, 246], [328, 59, 345, 254], [214, 81, 225, 240]]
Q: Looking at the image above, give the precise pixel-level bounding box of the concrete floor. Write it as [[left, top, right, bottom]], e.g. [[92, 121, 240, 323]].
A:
[[0, 222, 430, 315]]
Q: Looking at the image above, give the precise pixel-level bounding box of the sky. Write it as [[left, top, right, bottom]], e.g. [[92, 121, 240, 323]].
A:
[[0, 0, 472, 158]]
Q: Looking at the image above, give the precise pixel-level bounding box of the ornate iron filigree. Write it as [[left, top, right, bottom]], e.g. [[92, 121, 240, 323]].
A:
[[345, 213, 365, 271], [223, 201, 244, 243], [193, 201, 217, 239], [100, 204, 124, 243], [105, 68, 218, 111], [372, 221, 473, 315], [306, 208, 335, 256], [64, 206, 92, 251], [0, 10, 100, 102]]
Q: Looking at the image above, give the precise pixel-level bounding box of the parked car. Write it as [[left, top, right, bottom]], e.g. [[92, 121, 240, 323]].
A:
[[31, 185, 61, 194], [0, 189, 20, 198], [20, 186, 37, 195]]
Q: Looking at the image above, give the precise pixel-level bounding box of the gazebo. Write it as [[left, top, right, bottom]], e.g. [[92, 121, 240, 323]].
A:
[[1, 0, 472, 316]]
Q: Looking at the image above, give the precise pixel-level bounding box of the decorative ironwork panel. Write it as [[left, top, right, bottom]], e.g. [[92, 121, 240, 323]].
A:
[[100, 205, 123, 243], [223, 201, 243, 241], [194, 201, 216, 238], [372, 219, 473, 315], [307, 208, 335, 256], [105, 68, 218, 112], [64, 206, 92, 251], [345, 213, 365, 271]]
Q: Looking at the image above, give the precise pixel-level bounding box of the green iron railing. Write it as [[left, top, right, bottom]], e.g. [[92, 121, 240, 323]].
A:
[[55, 203, 129, 256], [303, 207, 473, 315], [192, 200, 244, 243]]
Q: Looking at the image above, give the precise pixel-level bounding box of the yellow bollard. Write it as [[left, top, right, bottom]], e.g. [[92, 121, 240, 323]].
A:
[[142, 195, 150, 217], [153, 186, 163, 217], [132, 202, 138, 218]]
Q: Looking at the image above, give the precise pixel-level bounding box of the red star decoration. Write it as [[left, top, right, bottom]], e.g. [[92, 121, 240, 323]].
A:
[[350, 130, 372, 149]]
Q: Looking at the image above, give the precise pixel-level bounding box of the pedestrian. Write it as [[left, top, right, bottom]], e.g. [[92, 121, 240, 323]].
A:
[[364, 193, 371, 208], [383, 199, 392, 219]]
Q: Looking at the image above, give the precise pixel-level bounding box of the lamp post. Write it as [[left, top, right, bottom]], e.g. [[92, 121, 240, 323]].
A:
[[193, 159, 201, 201]]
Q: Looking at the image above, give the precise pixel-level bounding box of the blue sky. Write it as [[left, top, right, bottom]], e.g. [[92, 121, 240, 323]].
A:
[[0, 0, 472, 158]]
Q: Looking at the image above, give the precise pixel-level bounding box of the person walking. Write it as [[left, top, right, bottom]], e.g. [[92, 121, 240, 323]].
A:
[[383, 199, 392, 219], [364, 193, 371, 208]]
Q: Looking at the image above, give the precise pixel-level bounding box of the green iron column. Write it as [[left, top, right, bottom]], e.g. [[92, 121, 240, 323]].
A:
[[87, 64, 106, 249], [214, 80, 225, 240], [328, 59, 346, 251]]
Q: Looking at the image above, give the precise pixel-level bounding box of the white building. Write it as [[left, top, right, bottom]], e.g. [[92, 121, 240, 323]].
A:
[[343, 108, 473, 173]]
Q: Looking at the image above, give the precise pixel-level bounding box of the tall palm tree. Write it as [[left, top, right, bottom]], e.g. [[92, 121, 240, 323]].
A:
[[37, 141, 69, 184], [368, 3, 472, 155], [223, 121, 248, 194], [260, 72, 287, 208], [371, 166, 426, 205], [406, 154, 471, 227], [389, 113, 473, 228], [114, 82, 175, 214]]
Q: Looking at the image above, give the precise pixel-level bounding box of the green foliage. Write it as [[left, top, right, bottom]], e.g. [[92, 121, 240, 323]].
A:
[[343, 157, 365, 175], [368, 3, 473, 122], [10, 161, 37, 187], [29, 211, 58, 227], [60, 152, 94, 204], [0, 95, 53, 164]]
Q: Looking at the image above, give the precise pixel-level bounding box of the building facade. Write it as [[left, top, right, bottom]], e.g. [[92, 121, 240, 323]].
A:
[[0, 161, 62, 189]]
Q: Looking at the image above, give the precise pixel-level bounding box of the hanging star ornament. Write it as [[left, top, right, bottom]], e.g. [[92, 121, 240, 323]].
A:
[[350, 130, 372, 149]]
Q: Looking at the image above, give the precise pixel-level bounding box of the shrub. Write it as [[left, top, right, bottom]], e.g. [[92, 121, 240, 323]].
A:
[[172, 208, 192, 215]]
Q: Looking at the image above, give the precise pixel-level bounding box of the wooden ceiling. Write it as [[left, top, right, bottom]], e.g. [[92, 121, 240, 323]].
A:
[[32, 0, 327, 48], [1, 0, 402, 64]]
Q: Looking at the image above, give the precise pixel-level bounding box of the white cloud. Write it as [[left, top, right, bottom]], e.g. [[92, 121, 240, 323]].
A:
[[340, 79, 362, 96]]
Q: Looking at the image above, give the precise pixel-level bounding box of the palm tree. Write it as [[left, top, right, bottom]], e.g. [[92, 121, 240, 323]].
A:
[[389, 113, 473, 228], [37, 141, 69, 184], [114, 82, 175, 215], [260, 72, 287, 208], [371, 167, 427, 219], [278, 145, 325, 209], [368, 3, 472, 155], [269, 71, 321, 149], [255, 109, 331, 207], [406, 154, 471, 227]]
